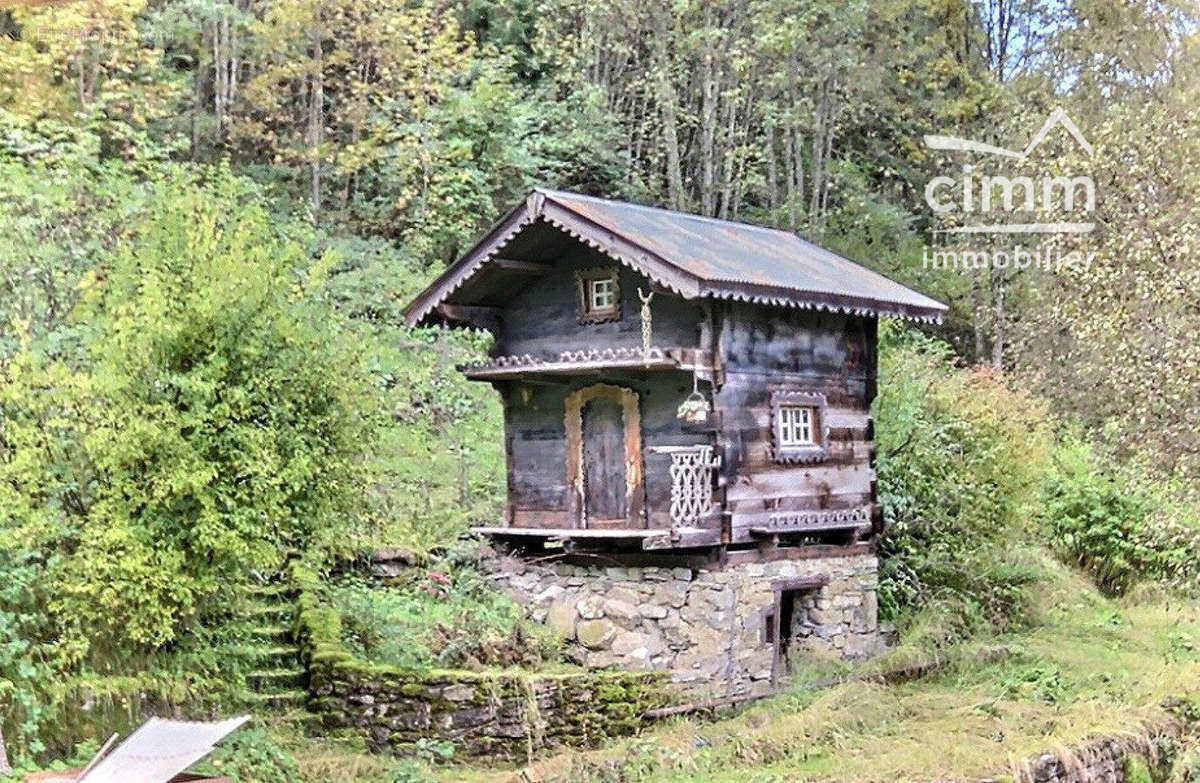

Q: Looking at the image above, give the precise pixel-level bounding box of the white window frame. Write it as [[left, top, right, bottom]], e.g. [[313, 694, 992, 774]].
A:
[[589, 277, 616, 313], [770, 390, 828, 463], [777, 405, 816, 447], [577, 268, 620, 322]]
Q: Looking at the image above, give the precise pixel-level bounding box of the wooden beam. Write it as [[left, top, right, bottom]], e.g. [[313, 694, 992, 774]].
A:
[[435, 303, 501, 330], [471, 526, 659, 539], [492, 257, 552, 274], [643, 526, 723, 550], [723, 542, 875, 566]]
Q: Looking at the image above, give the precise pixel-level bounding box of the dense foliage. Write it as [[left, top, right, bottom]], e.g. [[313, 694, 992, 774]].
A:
[[876, 323, 1200, 636], [874, 324, 1053, 635], [1045, 437, 1200, 597], [0, 0, 1197, 769], [0, 162, 381, 750]]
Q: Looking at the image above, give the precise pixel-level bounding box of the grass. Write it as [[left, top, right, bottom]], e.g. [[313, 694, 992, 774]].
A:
[[215, 557, 1196, 783], [430, 558, 1199, 783], [331, 563, 562, 671]]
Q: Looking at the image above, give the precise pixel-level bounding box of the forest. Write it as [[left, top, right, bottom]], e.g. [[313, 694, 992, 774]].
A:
[[0, 0, 1198, 780]]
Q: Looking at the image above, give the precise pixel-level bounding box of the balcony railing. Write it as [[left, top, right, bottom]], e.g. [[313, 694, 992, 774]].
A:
[[650, 445, 721, 526]]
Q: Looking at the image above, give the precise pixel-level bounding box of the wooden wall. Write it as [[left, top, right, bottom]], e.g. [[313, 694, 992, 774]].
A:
[[501, 372, 714, 530], [480, 239, 879, 547], [713, 302, 878, 543], [491, 246, 712, 530], [494, 245, 702, 357]]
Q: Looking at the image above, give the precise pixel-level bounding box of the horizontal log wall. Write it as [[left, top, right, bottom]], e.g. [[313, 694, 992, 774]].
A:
[[714, 303, 878, 543], [495, 245, 703, 357], [503, 371, 716, 531]]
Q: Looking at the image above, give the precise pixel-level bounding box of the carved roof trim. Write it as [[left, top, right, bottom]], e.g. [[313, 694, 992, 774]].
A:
[[403, 189, 947, 327]]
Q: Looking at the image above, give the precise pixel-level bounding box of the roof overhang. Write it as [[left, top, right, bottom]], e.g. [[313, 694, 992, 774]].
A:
[[403, 189, 948, 327]]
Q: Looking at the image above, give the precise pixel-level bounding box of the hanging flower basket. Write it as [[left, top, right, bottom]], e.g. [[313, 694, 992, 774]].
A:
[[677, 391, 711, 424]]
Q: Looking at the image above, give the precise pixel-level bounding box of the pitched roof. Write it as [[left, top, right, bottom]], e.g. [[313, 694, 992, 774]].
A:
[[403, 188, 947, 325]]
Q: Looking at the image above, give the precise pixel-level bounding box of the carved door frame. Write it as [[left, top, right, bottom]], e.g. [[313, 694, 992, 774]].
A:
[[564, 383, 645, 528]]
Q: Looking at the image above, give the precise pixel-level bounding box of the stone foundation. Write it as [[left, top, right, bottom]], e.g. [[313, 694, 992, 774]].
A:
[[488, 552, 880, 696], [999, 716, 1189, 783], [308, 667, 665, 758]]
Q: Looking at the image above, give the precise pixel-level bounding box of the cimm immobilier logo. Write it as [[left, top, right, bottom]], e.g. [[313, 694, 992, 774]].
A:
[[922, 107, 1096, 273]]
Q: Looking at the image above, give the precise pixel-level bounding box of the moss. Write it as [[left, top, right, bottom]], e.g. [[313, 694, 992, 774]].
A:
[[291, 559, 668, 760], [1123, 752, 1153, 783], [398, 683, 430, 697]]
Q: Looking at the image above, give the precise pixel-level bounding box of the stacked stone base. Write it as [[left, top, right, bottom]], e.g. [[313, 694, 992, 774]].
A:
[[998, 716, 1190, 783], [309, 667, 664, 758], [489, 552, 881, 696]]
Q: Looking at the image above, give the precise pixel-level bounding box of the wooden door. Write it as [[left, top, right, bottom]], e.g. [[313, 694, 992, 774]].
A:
[[582, 397, 628, 524], [564, 384, 645, 529]]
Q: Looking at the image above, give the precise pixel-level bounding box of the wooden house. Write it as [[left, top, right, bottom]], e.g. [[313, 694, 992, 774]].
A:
[[404, 189, 945, 564]]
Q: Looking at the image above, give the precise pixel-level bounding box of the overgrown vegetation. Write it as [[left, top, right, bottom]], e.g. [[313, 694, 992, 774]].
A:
[[1045, 437, 1200, 598], [875, 323, 1200, 646], [332, 563, 561, 671], [475, 562, 1200, 783], [874, 324, 1054, 640], [0, 0, 1198, 776]]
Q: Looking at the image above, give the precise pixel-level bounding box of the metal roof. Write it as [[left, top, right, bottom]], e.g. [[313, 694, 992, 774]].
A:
[[404, 189, 947, 325], [76, 715, 249, 783]]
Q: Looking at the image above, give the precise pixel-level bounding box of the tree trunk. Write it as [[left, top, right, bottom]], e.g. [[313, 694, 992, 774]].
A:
[[651, 3, 684, 210], [307, 14, 324, 226], [991, 267, 1006, 370], [972, 270, 986, 360], [765, 116, 779, 211], [698, 6, 719, 216], [0, 725, 10, 775]]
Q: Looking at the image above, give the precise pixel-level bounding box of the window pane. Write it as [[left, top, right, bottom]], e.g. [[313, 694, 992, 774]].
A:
[[778, 405, 817, 447], [589, 278, 615, 311]]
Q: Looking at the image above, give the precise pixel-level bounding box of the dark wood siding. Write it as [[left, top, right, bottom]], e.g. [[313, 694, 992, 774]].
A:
[[494, 245, 703, 357], [714, 302, 878, 543], [501, 372, 715, 531]]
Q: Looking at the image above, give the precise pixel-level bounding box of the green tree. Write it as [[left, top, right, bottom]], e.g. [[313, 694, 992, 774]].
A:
[[0, 165, 379, 752]]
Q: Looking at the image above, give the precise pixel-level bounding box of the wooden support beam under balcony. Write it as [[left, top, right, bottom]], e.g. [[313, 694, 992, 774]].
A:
[[469, 525, 722, 551], [459, 347, 714, 380]]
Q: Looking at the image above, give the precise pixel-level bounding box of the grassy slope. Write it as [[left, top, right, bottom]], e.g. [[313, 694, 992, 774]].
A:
[[437, 559, 1199, 783], [250, 558, 1197, 782]]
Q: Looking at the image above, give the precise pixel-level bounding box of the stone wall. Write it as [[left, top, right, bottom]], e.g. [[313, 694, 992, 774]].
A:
[[308, 665, 664, 758], [998, 716, 1189, 783], [487, 552, 880, 696], [291, 562, 667, 759]]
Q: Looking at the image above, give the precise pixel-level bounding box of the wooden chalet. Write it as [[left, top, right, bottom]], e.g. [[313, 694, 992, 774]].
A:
[[404, 189, 946, 560]]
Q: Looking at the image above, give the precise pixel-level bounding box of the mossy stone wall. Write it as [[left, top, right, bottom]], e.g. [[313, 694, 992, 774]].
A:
[[291, 562, 667, 759], [308, 665, 664, 757]]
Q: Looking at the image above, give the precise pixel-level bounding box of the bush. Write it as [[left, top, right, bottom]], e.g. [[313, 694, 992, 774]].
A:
[[874, 324, 1053, 635], [193, 726, 301, 783], [0, 167, 380, 757], [1044, 436, 1200, 596]]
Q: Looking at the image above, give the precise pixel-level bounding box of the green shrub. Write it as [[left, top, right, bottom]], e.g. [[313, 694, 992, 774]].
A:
[[0, 167, 380, 757], [874, 324, 1053, 635], [1044, 436, 1200, 596], [318, 231, 505, 555], [193, 726, 301, 783]]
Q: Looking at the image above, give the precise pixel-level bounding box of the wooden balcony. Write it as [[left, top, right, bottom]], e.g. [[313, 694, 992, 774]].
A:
[[459, 346, 713, 380]]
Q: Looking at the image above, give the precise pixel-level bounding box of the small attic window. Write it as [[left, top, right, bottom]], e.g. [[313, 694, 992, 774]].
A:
[[771, 390, 828, 463], [577, 268, 620, 322]]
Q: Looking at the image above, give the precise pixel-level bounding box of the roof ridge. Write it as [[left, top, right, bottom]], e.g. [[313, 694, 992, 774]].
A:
[[535, 187, 797, 239]]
